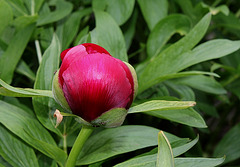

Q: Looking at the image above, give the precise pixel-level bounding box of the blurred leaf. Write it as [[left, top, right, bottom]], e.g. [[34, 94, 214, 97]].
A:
[[13, 15, 38, 31], [91, 10, 128, 61], [32, 34, 62, 135], [138, 13, 212, 93], [166, 82, 195, 101], [0, 125, 39, 167], [213, 123, 240, 164], [37, 0, 73, 26], [92, 0, 135, 25], [56, 8, 92, 50], [147, 14, 191, 58], [0, 0, 13, 35], [137, 0, 168, 30], [0, 24, 35, 84], [76, 125, 186, 165], [157, 131, 174, 167], [5, 0, 28, 16], [173, 75, 227, 94], [123, 9, 138, 50], [0, 100, 67, 166], [16, 60, 36, 81], [128, 100, 196, 114], [174, 157, 224, 167], [175, 0, 207, 24], [38, 2, 54, 49], [0, 78, 53, 97], [74, 26, 89, 46]]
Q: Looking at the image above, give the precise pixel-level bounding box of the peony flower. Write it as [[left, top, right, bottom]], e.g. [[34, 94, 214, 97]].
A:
[[52, 43, 138, 127]]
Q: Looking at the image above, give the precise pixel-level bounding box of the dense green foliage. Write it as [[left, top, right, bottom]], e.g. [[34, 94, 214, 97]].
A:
[[0, 0, 240, 166]]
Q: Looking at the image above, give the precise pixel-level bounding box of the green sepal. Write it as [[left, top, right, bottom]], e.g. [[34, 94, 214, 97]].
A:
[[52, 70, 71, 111], [123, 62, 138, 99], [60, 112, 93, 127], [91, 108, 128, 128]]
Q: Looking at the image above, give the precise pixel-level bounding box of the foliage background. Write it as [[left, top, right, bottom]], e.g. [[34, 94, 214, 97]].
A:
[[0, 0, 240, 166]]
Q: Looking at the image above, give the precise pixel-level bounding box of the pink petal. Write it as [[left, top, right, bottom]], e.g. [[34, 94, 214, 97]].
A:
[[61, 53, 132, 121], [115, 60, 135, 109], [82, 43, 111, 55], [59, 45, 88, 87]]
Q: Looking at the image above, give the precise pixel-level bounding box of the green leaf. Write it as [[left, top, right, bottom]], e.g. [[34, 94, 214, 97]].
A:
[[128, 100, 196, 114], [91, 10, 128, 62], [174, 157, 224, 167], [56, 8, 92, 50], [0, 125, 39, 167], [0, 24, 35, 84], [13, 15, 38, 31], [32, 34, 62, 135], [157, 131, 174, 167], [0, 0, 13, 35], [0, 78, 53, 97], [137, 0, 168, 30], [213, 122, 240, 164], [138, 13, 212, 93], [5, 0, 28, 16], [146, 108, 207, 128], [114, 136, 199, 167], [76, 125, 186, 165], [147, 14, 191, 58], [173, 135, 198, 157], [0, 100, 67, 166], [92, 0, 135, 25], [173, 75, 227, 94], [37, 0, 73, 26], [16, 60, 36, 81]]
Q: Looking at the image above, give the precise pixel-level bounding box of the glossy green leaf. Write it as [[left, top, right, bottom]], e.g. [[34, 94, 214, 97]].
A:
[[173, 75, 227, 94], [157, 131, 174, 167], [146, 108, 207, 128], [147, 14, 191, 57], [0, 100, 67, 166], [138, 0, 168, 30], [138, 13, 212, 93], [174, 157, 224, 167], [173, 136, 198, 157], [92, 0, 135, 25], [56, 8, 92, 50], [91, 10, 128, 62], [213, 123, 240, 164], [37, 0, 73, 26], [128, 100, 196, 114], [32, 34, 62, 135], [0, 24, 35, 84], [0, 0, 13, 35], [0, 78, 53, 97], [114, 136, 199, 167], [0, 125, 39, 167], [76, 125, 186, 165]]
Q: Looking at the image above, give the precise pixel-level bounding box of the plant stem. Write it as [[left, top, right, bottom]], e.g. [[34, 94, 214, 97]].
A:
[[35, 40, 42, 64], [63, 124, 67, 154], [65, 125, 94, 167]]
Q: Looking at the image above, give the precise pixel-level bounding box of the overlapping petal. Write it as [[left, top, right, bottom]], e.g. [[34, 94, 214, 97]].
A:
[[61, 53, 132, 121]]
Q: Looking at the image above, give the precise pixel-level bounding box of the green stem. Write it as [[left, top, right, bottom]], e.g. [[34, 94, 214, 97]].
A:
[[65, 125, 94, 167]]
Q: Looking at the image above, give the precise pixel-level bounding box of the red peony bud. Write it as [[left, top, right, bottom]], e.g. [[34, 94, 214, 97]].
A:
[[52, 43, 138, 127]]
